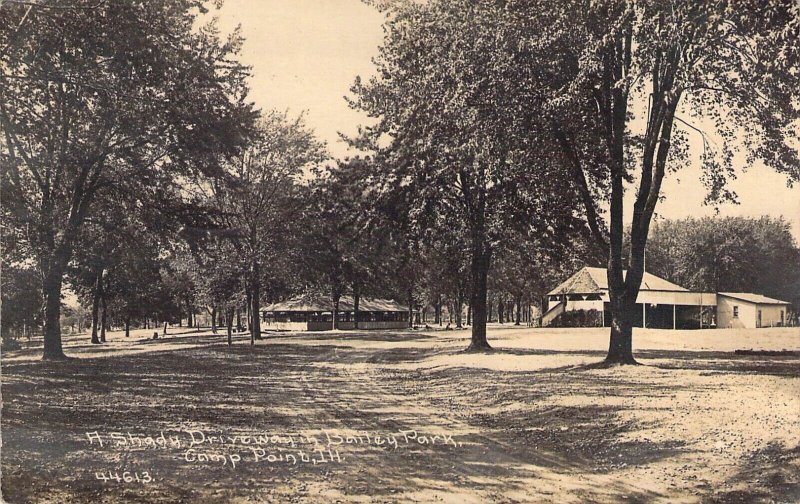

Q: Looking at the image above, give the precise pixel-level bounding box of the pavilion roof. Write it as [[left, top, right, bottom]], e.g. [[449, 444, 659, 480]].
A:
[[548, 267, 688, 295], [262, 294, 410, 313]]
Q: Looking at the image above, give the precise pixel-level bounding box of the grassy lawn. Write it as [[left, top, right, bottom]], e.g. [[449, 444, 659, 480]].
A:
[[2, 325, 799, 503]]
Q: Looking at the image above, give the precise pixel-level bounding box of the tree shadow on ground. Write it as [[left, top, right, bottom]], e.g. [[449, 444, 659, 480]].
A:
[[703, 442, 800, 503], [476, 346, 800, 378], [6, 329, 799, 502], [285, 330, 441, 343], [1, 339, 682, 503]]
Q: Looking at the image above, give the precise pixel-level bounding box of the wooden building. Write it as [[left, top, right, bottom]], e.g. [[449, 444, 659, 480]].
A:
[[543, 267, 790, 329], [544, 267, 716, 329], [716, 293, 789, 329], [262, 294, 412, 331]]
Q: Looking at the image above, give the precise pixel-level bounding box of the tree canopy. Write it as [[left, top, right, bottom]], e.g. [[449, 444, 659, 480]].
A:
[[524, 0, 800, 363], [349, 0, 590, 349], [1, 0, 256, 358]]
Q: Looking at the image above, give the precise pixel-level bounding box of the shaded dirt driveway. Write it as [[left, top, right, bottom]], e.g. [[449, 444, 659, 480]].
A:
[[2, 326, 799, 503]]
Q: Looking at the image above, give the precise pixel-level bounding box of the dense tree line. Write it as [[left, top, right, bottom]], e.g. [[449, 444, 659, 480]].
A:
[[2, 0, 798, 366], [644, 217, 800, 310]]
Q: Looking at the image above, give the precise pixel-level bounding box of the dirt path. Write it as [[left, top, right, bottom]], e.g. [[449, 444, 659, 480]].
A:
[[2, 326, 799, 503], [318, 345, 650, 503]]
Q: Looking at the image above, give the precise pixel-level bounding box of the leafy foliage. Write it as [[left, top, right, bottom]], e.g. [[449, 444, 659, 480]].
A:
[[644, 216, 800, 307], [349, 0, 588, 348], [0, 0, 256, 357], [525, 0, 800, 362]]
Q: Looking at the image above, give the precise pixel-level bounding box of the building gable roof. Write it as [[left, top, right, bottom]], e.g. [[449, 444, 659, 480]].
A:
[[548, 267, 688, 295], [548, 267, 604, 296], [262, 294, 409, 313], [717, 292, 790, 305]]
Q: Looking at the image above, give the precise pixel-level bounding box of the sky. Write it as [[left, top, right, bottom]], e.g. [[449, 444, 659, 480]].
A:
[[216, 0, 384, 159], [215, 0, 800, 240]]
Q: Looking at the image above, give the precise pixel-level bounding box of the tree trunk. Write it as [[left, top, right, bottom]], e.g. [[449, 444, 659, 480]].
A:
[[331, 290, 340, 331], [435, 295, 441, 325], [407, 288, 414, 328], [163, 321, 168, 335], [91, 271, 102, 344], [244, 286, 252, 332], [467, 238, 492, 351], [498, 299, 504, 324], [467, 303, 471, 326], [515, 296, 522, 325], [353, 283, 360, 330], [606, 296, 636, 364], [211, 307, 217, 334], [236, 308, 242, 332], [226, 307, 233, 346], [42, 260, 67, 359], [125, 317, 130, 337], [186, 296, 193, 328], [99, 290, 107, 343], [455, 288, 463, 329], [251, 261, 262, 342]]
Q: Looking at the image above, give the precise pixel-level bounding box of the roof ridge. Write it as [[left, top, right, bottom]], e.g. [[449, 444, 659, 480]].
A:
[[718, 292, 789, 304]]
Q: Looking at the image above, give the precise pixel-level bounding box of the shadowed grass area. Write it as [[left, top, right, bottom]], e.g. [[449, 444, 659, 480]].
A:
[[2, 327, 799, 503]]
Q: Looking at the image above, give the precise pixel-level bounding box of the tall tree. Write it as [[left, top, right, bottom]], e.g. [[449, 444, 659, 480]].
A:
[[191, 238, 248, 345], [205, 112, 325, 342], [301, 158, 376, 329], [534, 0, 800, 363], [0, 265, 42, 342], [0, 0, 254, 359], [0, 202, 42, 342], [351, 0, 584, 350]]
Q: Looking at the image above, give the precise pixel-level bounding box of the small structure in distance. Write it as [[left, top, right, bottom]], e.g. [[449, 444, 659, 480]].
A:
[[716, 293, 790, 329], [262, 294, 413, 331]]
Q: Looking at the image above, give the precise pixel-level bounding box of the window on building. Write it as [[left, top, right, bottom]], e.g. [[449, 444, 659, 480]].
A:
[[733, 306, 739, 318]]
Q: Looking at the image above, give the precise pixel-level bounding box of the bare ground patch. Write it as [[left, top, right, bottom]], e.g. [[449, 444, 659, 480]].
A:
[[2, 326, 799, 503]]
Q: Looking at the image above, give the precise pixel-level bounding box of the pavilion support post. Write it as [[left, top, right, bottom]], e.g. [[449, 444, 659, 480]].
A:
[[673, 304, 676, 330], [643, 303, 646, 328], [700, 297, 703, 329]]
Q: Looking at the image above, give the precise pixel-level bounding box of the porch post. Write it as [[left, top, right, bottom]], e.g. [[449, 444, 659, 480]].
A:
[[700, 294, 703, 329], [643, 303, 646, 328]]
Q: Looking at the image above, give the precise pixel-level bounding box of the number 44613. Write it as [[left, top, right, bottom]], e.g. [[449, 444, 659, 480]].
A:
[[94, 470, 152, 483]]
